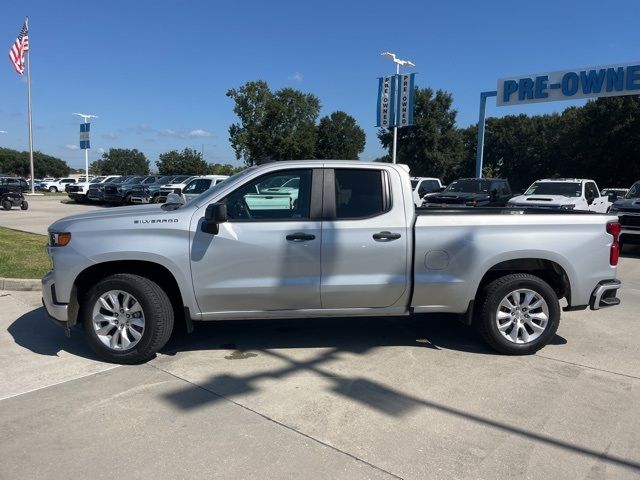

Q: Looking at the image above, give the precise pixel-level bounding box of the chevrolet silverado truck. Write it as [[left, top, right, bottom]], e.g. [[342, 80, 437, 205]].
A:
[[42, 161, 622, 364]]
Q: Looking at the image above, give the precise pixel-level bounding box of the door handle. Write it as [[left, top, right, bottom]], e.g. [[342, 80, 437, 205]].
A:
[[373, 231, 401, 240], [286, 232, 316, 241]]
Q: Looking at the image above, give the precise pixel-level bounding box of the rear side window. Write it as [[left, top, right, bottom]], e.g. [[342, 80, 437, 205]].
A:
[[418, 180, 440, 195], [335, 169, 386, 219]]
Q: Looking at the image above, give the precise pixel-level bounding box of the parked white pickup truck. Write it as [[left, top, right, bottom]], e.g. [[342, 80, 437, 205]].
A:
[[508, 178, 611, 212], [42, 161, 621, 364], [411, 176, 444, 207]]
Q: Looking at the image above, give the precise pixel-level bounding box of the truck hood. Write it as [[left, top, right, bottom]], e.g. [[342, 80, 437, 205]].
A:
[[508, 194, 576, 205], [612, 198, 640, 212], [423, 192, 490, 204], [49, 204, 172, 232]]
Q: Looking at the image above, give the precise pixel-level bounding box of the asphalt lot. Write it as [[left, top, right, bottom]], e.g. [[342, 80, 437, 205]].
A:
[[1, 196, 639, 479]]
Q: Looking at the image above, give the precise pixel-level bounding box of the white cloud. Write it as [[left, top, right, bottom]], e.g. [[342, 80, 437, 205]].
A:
[[189, 129, 213, 138], [158, 129, 178, 137], [64, 144, 79, 150], [289, 71, 303, 82], [98, 147, 106, 154], [102, 132, 118, 140]]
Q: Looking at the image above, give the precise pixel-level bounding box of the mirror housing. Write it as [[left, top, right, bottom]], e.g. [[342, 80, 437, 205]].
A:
[[165, 192, 185, 205], [201, 202, 227, 235]]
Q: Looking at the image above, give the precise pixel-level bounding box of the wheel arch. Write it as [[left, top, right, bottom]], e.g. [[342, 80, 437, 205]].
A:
[[475, 258, 572, 305], [74, 260, 187, 327]]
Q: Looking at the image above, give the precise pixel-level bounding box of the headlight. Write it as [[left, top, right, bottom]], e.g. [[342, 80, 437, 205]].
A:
[[49, 232, 71, 247], [560, 204, 576, 210]]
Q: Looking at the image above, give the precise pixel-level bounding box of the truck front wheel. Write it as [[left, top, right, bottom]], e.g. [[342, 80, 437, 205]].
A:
[[476, 273, 560, 355], [81, 274, 174, 364]]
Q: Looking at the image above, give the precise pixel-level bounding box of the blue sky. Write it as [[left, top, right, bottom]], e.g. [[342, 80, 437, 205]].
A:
[[1, 0, 639, 170]]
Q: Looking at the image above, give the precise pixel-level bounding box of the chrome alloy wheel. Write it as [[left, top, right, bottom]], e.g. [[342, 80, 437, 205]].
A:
[[92, 290, 145, 350], [495, 289, 549, 344]]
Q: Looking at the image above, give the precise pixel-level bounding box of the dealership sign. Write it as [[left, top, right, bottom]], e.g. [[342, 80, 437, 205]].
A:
[[497, 61, 640, 106], [376, 73, 416, 127], [79, 122, 90, 149]]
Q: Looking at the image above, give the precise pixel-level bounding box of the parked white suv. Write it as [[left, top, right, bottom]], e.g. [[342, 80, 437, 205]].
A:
[[42, 178, 76, 193], [181, 175, 229, 202], [410, 177, 444, 207], [508, 178, 611, 212]]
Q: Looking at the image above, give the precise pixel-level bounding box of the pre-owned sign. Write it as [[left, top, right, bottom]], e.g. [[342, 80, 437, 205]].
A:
[[497, 61, 640, 106]]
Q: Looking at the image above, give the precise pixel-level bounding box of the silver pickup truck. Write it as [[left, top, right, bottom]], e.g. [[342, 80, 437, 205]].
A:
[[42, 161, 622, 363]]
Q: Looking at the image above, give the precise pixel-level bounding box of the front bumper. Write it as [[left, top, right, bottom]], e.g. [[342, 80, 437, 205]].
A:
[[589, 279, 621, 310], [130, 195, 150, 204], [42, 271, 69, 323]]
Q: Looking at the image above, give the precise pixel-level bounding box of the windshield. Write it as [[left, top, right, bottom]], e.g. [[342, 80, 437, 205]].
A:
[[170, 175, 192, 183], [625, 182, 640, 199], [154, 176, 173, 184], [524, 182, 581, 197], [90, 176, 105, 183], [444, 179, 492, 193], [123, 176, 144, 184]]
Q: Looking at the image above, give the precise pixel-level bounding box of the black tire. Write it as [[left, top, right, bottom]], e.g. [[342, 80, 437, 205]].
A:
[[2, 200, 11, 210], [20, 200, 28, 210], [81, 274, 174, 364], [475, 273, 560, 355], [75, 196, 86, 204], [124, 194, 132, 204], [49, 186, 58, 192]]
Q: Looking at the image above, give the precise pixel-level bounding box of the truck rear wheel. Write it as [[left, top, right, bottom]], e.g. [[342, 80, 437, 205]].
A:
[[475, 273, 560, 355], [2, 200, 11, 210], [81, 274, 174, 364]]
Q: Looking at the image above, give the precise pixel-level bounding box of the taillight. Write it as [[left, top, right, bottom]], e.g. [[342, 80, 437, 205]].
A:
[[607, 221, 621, 266]]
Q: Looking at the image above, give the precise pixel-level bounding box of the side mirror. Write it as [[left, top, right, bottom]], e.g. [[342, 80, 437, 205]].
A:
[[201, 202, 227, 235], [165, 192, 185, 205], [439, 186, 446, 192]]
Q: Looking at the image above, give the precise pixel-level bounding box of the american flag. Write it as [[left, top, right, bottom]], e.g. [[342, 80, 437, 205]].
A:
[[9, 19, 29, 75]]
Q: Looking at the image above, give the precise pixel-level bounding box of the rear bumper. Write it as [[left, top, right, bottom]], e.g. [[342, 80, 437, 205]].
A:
[[589, 279, 621, 310]]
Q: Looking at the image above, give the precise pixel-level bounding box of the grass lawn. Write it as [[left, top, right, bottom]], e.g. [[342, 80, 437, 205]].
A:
[[0, 227, 50, 279]]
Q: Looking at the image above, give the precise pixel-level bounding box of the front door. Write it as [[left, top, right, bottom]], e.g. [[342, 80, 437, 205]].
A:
[[191, 168, 322, 314], [320, 168, 409, 309]]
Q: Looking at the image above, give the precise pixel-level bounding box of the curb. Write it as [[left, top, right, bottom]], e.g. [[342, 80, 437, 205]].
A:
[[0, 277, 42, 292]]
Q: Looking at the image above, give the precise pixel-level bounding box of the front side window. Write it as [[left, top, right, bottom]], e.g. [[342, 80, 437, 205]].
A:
[[419, 180, 440, 195], [225, 169, 312, 221], [585, 182, 599, 199], [335, 169, 385, 219]]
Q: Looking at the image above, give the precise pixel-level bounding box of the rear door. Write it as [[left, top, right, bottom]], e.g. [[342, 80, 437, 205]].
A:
[[320, 167, 409, 309]]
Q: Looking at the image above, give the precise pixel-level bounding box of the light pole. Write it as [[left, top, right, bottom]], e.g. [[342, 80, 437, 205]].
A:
[[72, 113, 97, 182], [380, 52, 415, 164]]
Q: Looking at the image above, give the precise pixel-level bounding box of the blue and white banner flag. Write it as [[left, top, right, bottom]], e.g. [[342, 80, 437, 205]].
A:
[[80, 122, 90, 149], [396, 73, 416, 127], [376, 75, 397, 127]]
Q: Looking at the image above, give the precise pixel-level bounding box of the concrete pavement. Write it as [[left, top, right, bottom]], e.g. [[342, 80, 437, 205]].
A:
[[0, 195, 103, 235], [0, 253, 639, 479]]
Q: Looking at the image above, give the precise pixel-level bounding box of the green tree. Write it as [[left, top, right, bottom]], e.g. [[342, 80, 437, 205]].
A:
[[378, 87, 465, 182], [209, 163, 244, 175], [156, 148, 209, 175], [0, 147, 70, 177], [227, 80, 321, 165], [315, 111, 366, 160], [91, 148, 149, 175]]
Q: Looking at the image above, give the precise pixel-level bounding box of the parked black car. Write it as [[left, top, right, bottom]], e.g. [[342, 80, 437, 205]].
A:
[[103, 175, 159, 205], [422, 178, 513, 207], [0, 177, 29, 210], [87, 176, 126, 203], [610, 180, 640, 250], [129, 175, 178, 204]]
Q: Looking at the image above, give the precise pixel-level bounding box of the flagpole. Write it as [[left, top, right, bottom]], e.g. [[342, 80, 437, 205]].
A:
[[25, 17, 35, 195]]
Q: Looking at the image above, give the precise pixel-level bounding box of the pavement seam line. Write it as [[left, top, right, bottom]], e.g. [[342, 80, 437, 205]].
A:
[[533, 354, 640, 381], [0, 365, 121, 402], [149, 362, 405, 480]]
